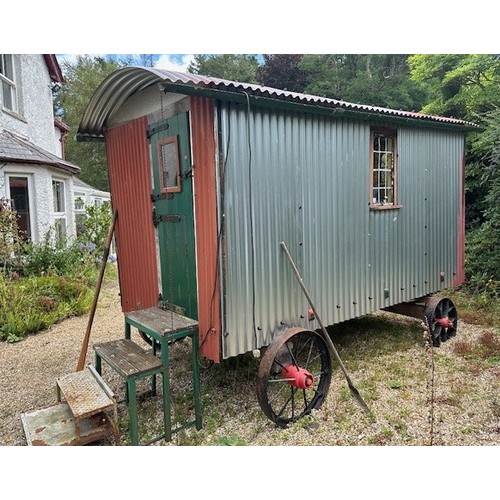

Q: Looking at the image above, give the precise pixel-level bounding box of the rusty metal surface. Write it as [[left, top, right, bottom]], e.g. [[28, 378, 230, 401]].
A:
[[21, 403, 114, 446], [57, 370, 114, 419], [77, 67, 479, 139], [190, 96, 221, 362], [105, 117, 159, 313]]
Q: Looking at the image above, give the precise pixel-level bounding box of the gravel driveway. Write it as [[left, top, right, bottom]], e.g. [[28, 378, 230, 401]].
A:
[[1, 279, 499, 447]]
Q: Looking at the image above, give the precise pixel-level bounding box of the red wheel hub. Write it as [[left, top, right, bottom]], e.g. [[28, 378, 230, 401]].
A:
[[435, 317, 453, 329], [281, 364, 314, 389]]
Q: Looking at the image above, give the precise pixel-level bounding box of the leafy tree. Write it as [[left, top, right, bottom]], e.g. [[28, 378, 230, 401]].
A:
[[408, 54, 500, 291], [408, 54, 500, 119], [187, 54, 259, 82], [298, 54, 427, 111], [55, 55, 123, 191], [256, 54, 309, 92]]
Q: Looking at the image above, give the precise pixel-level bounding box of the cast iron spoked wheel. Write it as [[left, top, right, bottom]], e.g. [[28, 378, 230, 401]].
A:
[[257, 327, 332, 428], [424, 297, 458, 347]]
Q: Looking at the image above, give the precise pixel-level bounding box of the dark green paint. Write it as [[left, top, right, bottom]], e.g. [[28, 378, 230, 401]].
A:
[[150, 113, 198, 320]]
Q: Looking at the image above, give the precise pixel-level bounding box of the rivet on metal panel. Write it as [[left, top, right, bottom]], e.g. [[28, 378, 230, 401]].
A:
[[440, 271, 445, 282], [384, 288, 390, 299]]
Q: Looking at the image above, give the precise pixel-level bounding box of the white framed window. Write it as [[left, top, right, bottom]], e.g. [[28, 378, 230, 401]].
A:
[[0, 54, 17, 112], [74, 192, 85, 211], [370, 127, 401, 210], [52, 179, 67, 240], [74, 192, 86, 236]]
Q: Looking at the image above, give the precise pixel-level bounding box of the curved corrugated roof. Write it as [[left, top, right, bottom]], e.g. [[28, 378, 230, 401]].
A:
[[77, 66, 479, 139]]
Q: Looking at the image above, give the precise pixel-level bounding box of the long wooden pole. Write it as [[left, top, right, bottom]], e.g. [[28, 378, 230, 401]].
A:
[[76, 209, 118, 371]]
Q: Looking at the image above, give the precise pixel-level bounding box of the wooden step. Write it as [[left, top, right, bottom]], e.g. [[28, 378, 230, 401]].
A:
[[94, 339, 163, 379]]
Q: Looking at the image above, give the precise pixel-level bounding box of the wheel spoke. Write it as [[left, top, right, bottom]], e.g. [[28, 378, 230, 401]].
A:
[[433, 325, 442, 341], [442, 299, 450, 318], [275, 389, 294, 419], [257, 328, 332, 427], [285, 341, 300, 369], [302, 388, 309, 409]]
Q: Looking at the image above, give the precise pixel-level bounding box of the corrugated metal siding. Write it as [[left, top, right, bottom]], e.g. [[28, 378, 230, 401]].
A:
[[454, 153, 466, 287], [219, 104, 464, 359], [105, 117, 159, 312], [190, 96, 221, 362]]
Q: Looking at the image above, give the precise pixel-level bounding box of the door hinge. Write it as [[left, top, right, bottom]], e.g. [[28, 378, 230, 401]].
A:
[[152, 210, 182, 227], [151, 192, 174, 203]]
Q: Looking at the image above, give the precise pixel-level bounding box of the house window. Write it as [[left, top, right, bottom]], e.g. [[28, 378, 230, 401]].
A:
[[74, 193, 86, 235], [158, 136, 181, 193], [8, 176, 31, 241], [74, 193, 85, 211], [52, 179, 67, 240], [0, 54, 17, 112], [370, 127, 400, 209]]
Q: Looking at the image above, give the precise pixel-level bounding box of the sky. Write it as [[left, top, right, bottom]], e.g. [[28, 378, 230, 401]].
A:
[[56, 54, 197, 72]]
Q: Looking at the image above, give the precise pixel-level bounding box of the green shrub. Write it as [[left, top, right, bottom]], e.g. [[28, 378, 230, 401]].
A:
[[0, 198, 24, 271], [0, 202, 115, 341], [0, 273, 93, 342]]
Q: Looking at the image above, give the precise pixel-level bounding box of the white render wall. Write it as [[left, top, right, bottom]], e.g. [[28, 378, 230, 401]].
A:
[[1, 163, 76, 242], [0, 54, 79, 243], [0, 55, 57, 153]]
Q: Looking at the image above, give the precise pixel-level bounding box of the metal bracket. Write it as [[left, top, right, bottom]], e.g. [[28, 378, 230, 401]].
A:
[[151, 192, 174, 203], [152, 211, 182, 227]]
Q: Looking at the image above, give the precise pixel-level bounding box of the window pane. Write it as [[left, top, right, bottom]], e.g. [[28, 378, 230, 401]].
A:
[[159, 137, 180, 191], [2, 80, 13, 110], [52, 180, 65, 212], [371, 129, 397, 206], [4, 55, 14, 80]]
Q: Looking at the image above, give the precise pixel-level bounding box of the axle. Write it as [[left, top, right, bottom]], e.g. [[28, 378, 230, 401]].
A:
[[281, 364, 314, 389]]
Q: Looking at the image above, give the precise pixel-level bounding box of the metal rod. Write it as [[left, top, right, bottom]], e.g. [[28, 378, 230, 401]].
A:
[[280, 241, 375, 420]]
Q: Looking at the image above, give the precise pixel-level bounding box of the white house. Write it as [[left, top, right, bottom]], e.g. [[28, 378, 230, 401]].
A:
[[0, 54, 108, 244], [73, 177, 111, 234]]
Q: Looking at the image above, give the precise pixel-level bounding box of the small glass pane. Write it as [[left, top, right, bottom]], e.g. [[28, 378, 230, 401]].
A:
[[52, 180, 65, 212], [3, 55, 14, 80], [159, 137, 180, 192], [371, 129, 397, 206], [2, 80, 13, 110]]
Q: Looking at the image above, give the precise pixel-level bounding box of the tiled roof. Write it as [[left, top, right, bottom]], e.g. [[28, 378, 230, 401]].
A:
[[0, 130, 79, 174]]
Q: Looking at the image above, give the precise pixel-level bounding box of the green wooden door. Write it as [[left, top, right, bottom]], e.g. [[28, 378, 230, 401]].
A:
[[150, 113, 197, 319]]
